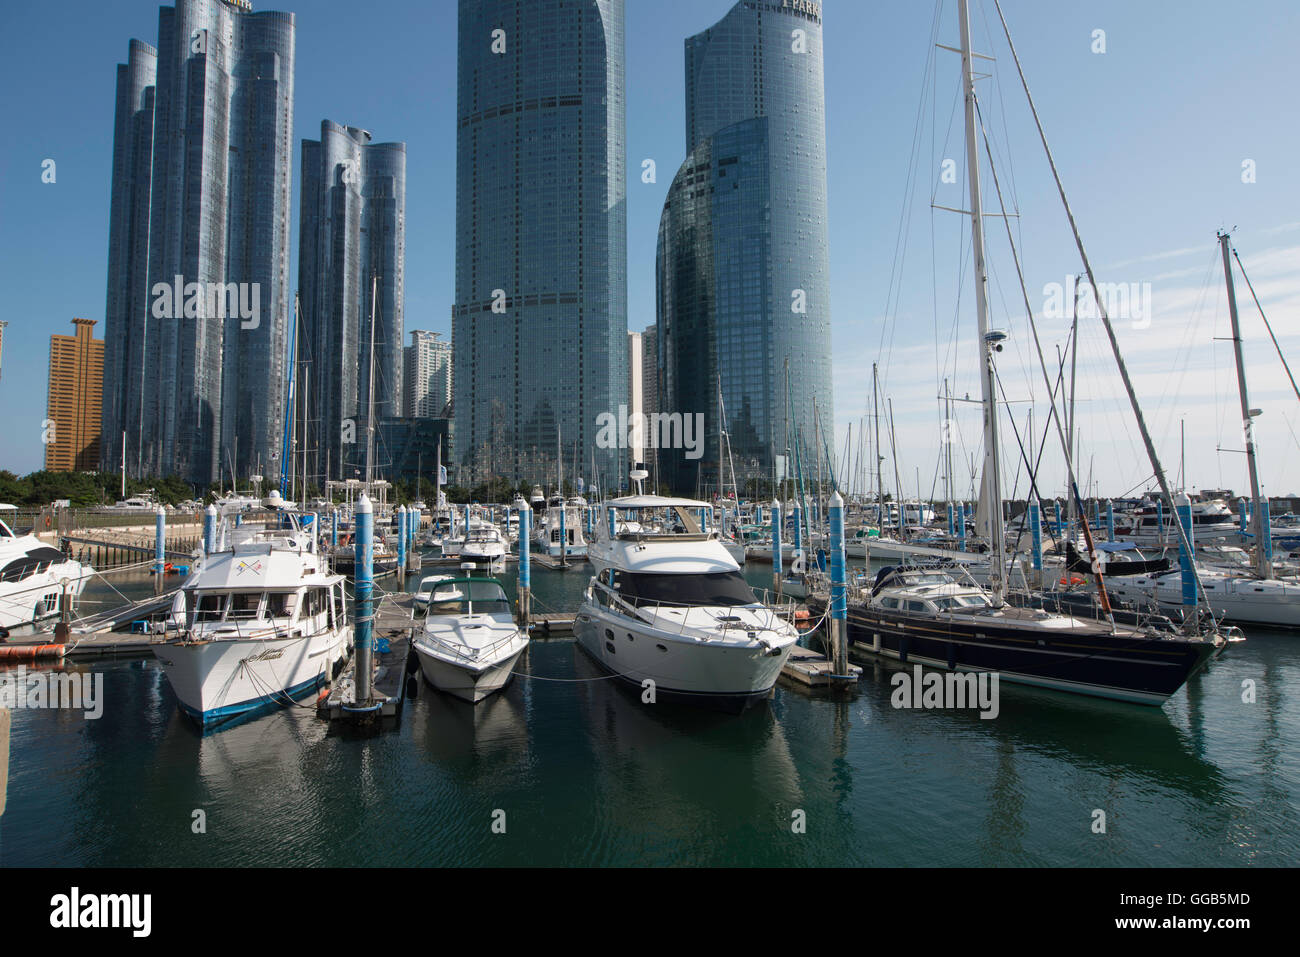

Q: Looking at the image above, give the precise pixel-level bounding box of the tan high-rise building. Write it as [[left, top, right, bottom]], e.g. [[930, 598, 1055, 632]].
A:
[[45, 318, 104, 472]]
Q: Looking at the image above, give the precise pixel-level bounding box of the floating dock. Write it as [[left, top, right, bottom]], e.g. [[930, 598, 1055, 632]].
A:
[[780, 644, 863, 688], [318, 593, 416, 726], [528, 553, 589, 570], [528, 612, 576, 637]]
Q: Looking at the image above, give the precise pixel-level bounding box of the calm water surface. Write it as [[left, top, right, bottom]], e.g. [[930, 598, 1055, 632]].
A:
[[1, 553, 1296, 866]]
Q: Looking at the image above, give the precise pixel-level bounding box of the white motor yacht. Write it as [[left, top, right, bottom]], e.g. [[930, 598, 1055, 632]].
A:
[[576, 478, 798, 713], [153, 497, 352, 729], [461, 523, 508, 564], [0, 516, 89, 632]]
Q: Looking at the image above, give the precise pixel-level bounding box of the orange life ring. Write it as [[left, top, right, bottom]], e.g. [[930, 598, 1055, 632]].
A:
[[44, 515, 51, 529]]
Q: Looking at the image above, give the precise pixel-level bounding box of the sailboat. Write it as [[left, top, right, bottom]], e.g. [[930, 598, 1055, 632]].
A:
[[807, 0, 1231, 706], [1101, 233, 1300, 629]]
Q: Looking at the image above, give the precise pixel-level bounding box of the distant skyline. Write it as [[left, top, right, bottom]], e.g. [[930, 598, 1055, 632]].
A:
[[2, 0, 1299, 499]]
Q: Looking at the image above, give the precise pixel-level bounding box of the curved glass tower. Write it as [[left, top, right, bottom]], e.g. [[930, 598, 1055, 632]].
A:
[[102, 38, 157, 480], [452, 0, 627, 488], [299, 121, 406, 483], [102, 0, 295, 485], [657, 0, 832, 493]]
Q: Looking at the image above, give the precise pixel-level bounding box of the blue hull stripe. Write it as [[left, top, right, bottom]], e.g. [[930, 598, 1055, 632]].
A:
[[179, 672, 326, 728]]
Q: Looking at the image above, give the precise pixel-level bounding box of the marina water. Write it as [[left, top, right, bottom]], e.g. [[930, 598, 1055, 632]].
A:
[[2, 558, 1296, 867]]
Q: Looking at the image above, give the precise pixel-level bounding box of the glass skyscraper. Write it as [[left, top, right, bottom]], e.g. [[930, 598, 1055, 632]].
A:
[[657, 0, 832, 493], [101, 0, 295, 486], [298, 121, 406, 483], [452, 0, 627, 489]]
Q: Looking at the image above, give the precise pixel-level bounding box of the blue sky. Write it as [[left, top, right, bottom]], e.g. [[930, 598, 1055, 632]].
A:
[[2, 0, 1299, 499]]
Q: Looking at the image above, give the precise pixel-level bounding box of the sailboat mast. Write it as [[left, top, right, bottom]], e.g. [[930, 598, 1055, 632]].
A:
[[365, 275, 378, 487], [960, 0, 1007, 598], [717, 378, 724, 510], [873, 362, 883, 526], [1220, 231, 1271, 579]]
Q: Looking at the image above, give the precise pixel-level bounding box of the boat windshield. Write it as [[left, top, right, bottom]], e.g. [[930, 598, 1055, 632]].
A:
[[427, 580, 510, 615], [614, 571, 756, 608]]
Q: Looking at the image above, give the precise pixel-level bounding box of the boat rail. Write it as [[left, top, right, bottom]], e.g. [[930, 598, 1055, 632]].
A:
[[418, 620, 522, 664]]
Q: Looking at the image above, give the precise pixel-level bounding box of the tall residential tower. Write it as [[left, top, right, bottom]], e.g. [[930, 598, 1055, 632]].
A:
[[101, 0, 295, 486], [298, 121, 406, 483], [657, 0, 832, 492], [452, 0, 627, 488]]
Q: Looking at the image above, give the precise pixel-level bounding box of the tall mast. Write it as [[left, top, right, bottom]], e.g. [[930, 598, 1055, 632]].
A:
[[1221, 231, 1271, 579], [873, 362, 883, 526], [121, 431, 127, 500], [1065, 275, 1080, 538], [365, 275, 378, 487], [717, 377, 724, 507], [960, 0, 1007, 599]]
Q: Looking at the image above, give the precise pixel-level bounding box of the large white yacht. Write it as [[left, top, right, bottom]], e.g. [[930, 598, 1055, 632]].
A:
[[576, 476, 798, 712], [154, 496, 352, 730], [411, 576, 528, 703], [1103, 565, 1300, 629], [0, 514, 89, 632]]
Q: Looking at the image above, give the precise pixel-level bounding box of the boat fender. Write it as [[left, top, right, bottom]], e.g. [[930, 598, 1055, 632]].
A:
[[405, 675, 419, 700], [405, 651, 420, 675]]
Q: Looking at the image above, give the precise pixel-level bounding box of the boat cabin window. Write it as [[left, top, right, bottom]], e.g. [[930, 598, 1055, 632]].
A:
[[427, 580, 510, 616], [906, 600, 929, 613], [266, 592, 294, 618], [227, 592, 264, 619], [612, 571, 756, 608], [879, 597, 900, 609], [301, 588, 329, 619], [192, 593, 226, 623]]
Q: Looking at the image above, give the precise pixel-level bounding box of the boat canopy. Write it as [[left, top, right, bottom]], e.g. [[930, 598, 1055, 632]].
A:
[[1094, 541, 1139, 552]]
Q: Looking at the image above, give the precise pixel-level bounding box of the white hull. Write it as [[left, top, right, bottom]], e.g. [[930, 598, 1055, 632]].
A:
[[154, 627, 350, 726], [1105, 574, 1300, 628], [574, 604, 794, 707], [415, 646, 525, 703], [461, 544, 507, 562], [0, 560, 88, 630]]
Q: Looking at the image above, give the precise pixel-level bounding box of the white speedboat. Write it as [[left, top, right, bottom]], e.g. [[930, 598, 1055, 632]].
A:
[[412, 573, 456, 613], [577, 482, 798, 713], [0, 516, 89, 632], [153, 498, 352, 729], [412, 576, 528, 702]]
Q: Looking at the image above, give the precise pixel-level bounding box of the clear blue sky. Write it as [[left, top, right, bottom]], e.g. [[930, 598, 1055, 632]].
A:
[[2, 0, 1298, 497]]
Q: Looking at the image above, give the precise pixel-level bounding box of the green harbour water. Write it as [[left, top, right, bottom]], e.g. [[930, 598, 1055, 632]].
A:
[[1, 553, 1297, 867]]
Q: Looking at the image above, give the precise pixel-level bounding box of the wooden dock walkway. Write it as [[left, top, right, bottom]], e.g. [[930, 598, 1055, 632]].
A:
[[318, 593, 416, 726]]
